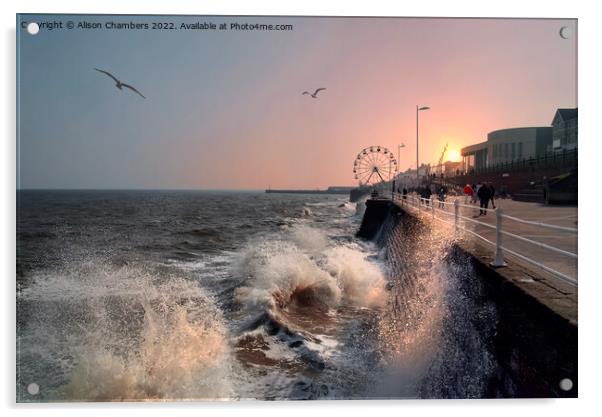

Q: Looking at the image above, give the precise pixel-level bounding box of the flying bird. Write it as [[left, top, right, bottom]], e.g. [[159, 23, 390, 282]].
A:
[[94, 68, 146, 99], [302, 88, 326, 98]]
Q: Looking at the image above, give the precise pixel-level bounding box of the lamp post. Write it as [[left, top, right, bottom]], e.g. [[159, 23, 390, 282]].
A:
[[391, 143, 405, 199], [397, 143, 405, 173], [416, 105, 430, 180], [394, 143, 406, 196]]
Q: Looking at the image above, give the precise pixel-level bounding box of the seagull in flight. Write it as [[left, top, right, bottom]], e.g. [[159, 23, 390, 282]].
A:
[[302, 87, 326, 98], [94, 68, 146, 99]]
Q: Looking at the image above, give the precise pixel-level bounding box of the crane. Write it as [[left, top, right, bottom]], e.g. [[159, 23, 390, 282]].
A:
[[437, 143, 448, 175]]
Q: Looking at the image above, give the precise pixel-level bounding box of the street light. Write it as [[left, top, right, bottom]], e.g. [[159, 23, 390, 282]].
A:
[[391, 143, 405, 198], [416, 105, 430, 180], [397, 143, 405, 173]]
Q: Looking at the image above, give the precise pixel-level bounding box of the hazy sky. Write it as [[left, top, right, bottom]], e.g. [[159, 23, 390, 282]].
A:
[[17, 15, 577, 189]]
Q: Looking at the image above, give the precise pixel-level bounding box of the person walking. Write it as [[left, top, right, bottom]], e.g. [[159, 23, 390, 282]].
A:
[[463, 184, 473, 204], [438, 186, 446, 208], [477, 182, 492, 216], [488, 182, 496, 209], [421, 186, 432, 206]]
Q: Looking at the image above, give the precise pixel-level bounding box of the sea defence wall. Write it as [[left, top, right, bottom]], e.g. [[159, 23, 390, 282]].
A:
[[357, 199, 577, 398]]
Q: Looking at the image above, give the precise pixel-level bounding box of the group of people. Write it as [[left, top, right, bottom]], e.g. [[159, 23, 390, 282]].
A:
[[463, 182, 496, 216], [399, 185, 448, 208], [395, 182, 495, 216]]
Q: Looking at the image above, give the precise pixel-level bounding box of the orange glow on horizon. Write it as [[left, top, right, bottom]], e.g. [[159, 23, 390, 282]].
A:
[[447, 149, 462, 162]]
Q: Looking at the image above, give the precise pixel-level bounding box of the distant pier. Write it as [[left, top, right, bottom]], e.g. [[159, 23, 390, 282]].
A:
[[265, 189, 348, 195], [265, 186, 358, 196], [265, 186, 373, 202]]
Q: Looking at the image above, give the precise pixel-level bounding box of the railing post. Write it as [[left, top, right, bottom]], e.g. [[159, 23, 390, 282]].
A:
[[491, 208, 507, 267], [454, 199, 459, 230]]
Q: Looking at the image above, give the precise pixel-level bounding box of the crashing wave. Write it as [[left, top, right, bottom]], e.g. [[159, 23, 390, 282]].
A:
[[18, 262, 232, 401]]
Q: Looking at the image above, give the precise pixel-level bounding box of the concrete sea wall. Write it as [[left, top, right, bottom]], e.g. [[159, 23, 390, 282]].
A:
[[357, 199, 577, 398]]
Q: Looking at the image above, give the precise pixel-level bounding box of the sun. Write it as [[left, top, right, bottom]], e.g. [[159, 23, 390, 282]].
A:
[[447, 148, 462, 162]]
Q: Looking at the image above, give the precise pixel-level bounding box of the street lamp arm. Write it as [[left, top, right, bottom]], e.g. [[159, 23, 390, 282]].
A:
[[416, 104, 430, 181], [397, 143, 406, 174]]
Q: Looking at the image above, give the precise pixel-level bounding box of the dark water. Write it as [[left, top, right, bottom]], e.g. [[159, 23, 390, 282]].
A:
[[17, 190, 495, 401]]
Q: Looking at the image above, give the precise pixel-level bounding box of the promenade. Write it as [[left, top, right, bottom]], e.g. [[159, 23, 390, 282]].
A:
[[393, 193, 578, 324], [457, 197, 576, 281]]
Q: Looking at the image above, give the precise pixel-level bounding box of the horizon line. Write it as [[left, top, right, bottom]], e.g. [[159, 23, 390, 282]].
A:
[[16, 186, 358, 191]]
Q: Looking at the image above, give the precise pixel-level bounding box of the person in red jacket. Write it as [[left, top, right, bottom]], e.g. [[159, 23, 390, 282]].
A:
[[463, 184, 473, 204]]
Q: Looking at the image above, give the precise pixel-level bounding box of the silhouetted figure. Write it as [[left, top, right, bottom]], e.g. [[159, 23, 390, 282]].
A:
[[488, 183, 497, 209], [477, 183, 492, 215], [421, 186, 432, 206], [437, 186, 446, 208]]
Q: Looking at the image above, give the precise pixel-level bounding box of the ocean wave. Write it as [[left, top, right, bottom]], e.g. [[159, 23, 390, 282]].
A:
[[233, 240, 341, 314], [17, 262, 232, 401], [225, 223, 387, 396], [232, 224, 386, 335], [236, 225, 385, 310], [355, 200, 367, 217], [324, 246, 386, 309]]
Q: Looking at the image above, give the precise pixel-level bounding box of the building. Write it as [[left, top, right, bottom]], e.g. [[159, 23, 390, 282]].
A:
[[551, 108, 578, 152], [460, 108, 578, 174], [462, 127, 552, 173], [443, 160, 462, 177], [394, 163, 431, 186]]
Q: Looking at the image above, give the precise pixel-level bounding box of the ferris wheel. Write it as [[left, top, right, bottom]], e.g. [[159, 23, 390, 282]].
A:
[[353, 146, 397, 185]]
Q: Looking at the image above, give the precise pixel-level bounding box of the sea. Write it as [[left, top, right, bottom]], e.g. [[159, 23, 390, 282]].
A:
[[16, 190, 495, 401]]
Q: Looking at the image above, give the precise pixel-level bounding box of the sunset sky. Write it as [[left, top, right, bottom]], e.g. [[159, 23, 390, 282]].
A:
[[17, 15, 577, 189]]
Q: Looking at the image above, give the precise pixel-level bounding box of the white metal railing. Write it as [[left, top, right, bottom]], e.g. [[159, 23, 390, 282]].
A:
[[390, 192, 577, 286]]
